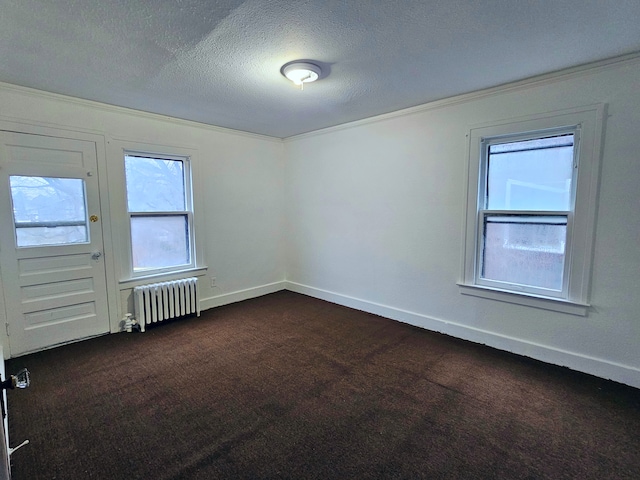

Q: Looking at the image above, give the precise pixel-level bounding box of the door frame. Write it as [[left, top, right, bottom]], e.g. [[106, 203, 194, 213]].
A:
[[0, 118, 119, 358]]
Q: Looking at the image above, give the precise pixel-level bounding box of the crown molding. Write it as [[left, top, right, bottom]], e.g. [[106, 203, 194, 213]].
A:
[[285, 51, 640, 142], [0, 81, 283, 144]]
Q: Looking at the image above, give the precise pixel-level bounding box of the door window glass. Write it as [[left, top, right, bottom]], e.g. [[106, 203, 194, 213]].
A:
[[9, 176, 88, 247]]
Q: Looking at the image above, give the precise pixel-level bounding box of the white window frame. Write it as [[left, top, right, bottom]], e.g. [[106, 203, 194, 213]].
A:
[[459, 105, 605, 316], [476, 126, 577, 299], [124, 149, 196, 278]]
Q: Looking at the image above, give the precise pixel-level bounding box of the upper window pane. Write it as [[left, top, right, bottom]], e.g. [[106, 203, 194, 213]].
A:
[[10, 176, 88, 247], [486, 134, 574, 211], [125, 155, 185, 212]]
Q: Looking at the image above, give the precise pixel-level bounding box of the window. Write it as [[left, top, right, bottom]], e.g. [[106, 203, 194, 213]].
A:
[[124, 152, 194, 275], [480, 132, 575, 296], [9, 176, 88, 247], [460, 106, 605, 315]]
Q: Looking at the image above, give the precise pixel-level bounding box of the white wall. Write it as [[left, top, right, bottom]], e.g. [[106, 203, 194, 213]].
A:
[[0, 84, 286, 336], [284, 57, 640, 388]]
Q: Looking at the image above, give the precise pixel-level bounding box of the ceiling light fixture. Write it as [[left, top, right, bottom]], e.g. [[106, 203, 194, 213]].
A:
[[282, 62, 321, 90]]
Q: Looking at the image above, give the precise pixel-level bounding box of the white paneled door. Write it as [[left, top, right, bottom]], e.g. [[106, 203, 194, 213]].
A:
[[0, 132, 109, 356]]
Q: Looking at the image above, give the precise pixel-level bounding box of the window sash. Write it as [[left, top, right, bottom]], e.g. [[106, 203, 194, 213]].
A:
[[476, 211, 572, 298], [474, 127, 579, 299]]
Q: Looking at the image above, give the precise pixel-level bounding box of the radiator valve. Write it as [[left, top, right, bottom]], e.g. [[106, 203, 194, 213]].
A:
[[123, 313, 136, 333]]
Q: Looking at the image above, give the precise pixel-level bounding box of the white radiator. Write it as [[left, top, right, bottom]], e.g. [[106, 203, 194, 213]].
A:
[[133, 277, 200, 332]]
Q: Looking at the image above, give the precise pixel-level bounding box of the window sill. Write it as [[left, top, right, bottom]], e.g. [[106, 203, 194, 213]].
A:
[[119, 266, 208, 290], [457, 283, 589, 316]]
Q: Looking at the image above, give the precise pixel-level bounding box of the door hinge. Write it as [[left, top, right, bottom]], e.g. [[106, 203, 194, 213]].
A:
[[5, 323, 9, 337]]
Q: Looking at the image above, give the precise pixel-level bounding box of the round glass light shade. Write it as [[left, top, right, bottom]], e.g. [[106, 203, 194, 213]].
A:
[[282, 62, 321, 85]]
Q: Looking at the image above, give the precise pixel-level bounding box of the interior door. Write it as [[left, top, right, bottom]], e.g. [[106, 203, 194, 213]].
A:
[[0, 131, 109, 356]]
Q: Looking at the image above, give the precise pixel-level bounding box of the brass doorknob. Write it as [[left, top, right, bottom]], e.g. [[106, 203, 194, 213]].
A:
[[90, 215, 99, 222]]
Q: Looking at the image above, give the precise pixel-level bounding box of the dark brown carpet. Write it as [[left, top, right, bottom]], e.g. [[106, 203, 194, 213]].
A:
[[5, 290, 640, 479]]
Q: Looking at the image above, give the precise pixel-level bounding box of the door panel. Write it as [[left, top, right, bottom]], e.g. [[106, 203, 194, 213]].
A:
[[0, 132, 109, 356]]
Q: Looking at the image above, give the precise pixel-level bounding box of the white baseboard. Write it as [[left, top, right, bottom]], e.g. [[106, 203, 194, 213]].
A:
[[200, 281, 286, 310], [285, 281, 640, 389]]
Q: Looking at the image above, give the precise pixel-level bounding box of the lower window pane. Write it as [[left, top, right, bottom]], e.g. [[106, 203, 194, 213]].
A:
[[482, 217, 566, 291], [131, 216, 189, 271], [16, 226, 88, 247]]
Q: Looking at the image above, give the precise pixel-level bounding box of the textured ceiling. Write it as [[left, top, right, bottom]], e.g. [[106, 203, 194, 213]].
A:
[[1, 0, 639, 138]]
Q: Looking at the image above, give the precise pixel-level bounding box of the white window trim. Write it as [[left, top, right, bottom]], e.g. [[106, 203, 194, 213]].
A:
[[459, 104, 606, 316], [108, 139, 207, 284]]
